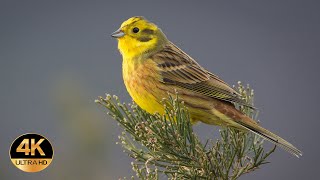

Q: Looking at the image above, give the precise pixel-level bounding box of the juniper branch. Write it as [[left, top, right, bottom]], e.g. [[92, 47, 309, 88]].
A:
[[96, 82, 275, 179]]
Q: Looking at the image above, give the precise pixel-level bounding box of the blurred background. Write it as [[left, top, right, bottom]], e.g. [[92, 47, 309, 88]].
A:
[[1, 0, 319, 179]]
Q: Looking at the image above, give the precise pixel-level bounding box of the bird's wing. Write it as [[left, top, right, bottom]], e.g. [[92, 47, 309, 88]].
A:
[[152, 42, 254, 108]]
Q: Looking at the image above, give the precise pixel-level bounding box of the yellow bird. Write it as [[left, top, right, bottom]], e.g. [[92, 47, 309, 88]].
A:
[[111, 16, 302, 157]]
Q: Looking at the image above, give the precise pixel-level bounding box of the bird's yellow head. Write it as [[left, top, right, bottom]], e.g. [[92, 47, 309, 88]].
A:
[[111, 16, 167, 59]]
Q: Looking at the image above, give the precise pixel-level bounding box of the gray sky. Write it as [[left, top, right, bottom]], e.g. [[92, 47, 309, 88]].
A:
[[1, 0, 319, 179]]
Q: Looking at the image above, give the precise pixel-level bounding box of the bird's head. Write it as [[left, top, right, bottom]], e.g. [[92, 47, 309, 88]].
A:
[[111, 16, 167, 59]]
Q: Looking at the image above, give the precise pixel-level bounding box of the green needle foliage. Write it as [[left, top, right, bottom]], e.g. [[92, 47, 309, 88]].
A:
[[96, 82, 275, 179]]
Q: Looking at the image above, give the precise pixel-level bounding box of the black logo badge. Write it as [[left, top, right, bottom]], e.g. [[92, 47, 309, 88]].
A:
[[10, 133, 54, 172]]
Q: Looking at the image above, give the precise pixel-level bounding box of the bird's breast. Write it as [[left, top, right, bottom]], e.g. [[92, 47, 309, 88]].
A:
[[122, 58, 165, 115]]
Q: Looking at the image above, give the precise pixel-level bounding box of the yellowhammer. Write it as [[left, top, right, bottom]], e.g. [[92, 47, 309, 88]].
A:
[[111, 16, 302, 157]]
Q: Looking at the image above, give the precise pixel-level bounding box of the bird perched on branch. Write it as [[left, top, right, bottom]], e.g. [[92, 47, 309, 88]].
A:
[[111, 16, 302, 157]]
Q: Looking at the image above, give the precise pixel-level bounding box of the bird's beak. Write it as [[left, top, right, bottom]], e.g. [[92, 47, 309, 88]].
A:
[[111, 29, 125, 38]]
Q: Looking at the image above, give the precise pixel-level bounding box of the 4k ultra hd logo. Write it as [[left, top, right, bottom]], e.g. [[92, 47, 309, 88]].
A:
[[10, 133, 54, 172]]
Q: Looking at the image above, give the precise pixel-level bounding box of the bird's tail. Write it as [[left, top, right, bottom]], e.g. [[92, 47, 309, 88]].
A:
[[236, 117, 302, 157]]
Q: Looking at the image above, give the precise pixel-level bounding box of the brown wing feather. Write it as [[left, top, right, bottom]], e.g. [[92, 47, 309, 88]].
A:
[[152, 42, 255, 108]]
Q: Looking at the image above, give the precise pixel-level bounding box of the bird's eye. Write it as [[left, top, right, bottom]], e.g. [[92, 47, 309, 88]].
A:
[[132, 27, 139, 33]]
